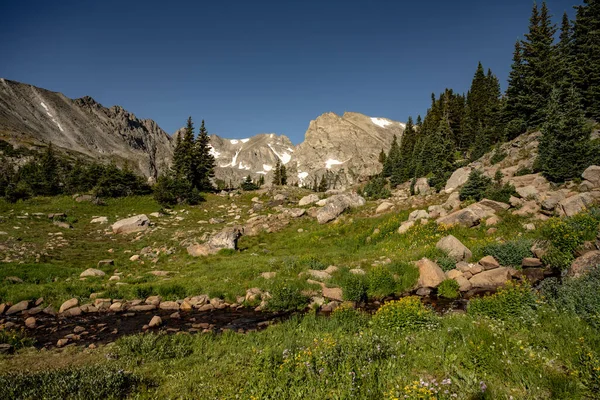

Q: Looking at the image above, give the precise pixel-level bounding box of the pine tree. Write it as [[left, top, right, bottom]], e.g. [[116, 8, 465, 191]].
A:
[[272, 158, 281, 186], [537, 86, 592, 182], [504, 40, 528, 138], [378, 149, 387, 168], [393, 116, 416, 185], [573, 0, 600, 119], [556, 12, 575, 92], [521, 2, 557, 127], [41, 143, 60, 195], [173, 117, 195, 181], [383, 135, 400, 177], [318, 174, 328, 192], [258, 175, 265, 187], [193, 120, 215, 192], [280, 163, 287, 185]]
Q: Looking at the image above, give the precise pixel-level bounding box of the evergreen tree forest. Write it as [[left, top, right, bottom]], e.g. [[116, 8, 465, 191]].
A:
[[154, 117, 216, 206], [381, 1, 599, 190]]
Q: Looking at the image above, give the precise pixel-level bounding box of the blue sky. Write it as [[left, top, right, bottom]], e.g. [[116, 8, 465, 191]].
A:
[[1, 0, 579, 143]]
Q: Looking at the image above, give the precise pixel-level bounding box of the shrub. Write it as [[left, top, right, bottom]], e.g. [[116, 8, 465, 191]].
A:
[[540, 266, 600, 329], [436, 255, 456, 272], [367, 266, 396, 299], [363, 177, 391, 200], [267, 282, 309, 311], [4, 181, 33, 203], [340, 273, 368, 303], [468, 282, 536, 320], [0, 328, 34, 350], [459, 169, 492, 201], [437, 279, 460, 299], [330, 303, 369, 330], [0, 366, 143, 400], [490, 147, 507, 165], [240, 175, 259, 191], [515, 166, 533, 176], [480, 239, 533, 268], [373, 297, 437, 331], [484, 171, 517, 203]]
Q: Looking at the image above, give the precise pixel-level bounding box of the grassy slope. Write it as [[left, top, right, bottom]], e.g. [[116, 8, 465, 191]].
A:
[[2, 194, 600, 399]]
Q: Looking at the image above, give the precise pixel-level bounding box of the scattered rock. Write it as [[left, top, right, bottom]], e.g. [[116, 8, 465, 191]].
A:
[[53, 221, 72, 229], [261, 272, 277, 279], [97, 259, 114, 267], [111, 214, 150, 234], [59, 298, 79, 313], [444, 167, 471, 193], [6, 300, 29, 315], [129, 255, 140, 262], [376, 202, 394, 214], [25, 317, 36, 329], [322, 287, 343, 302], [57, 338, 69, 347], [5, 276, 23, 284], [414, 178, 431, 195], [349, 268, 366, 275], [80, 268, 105, 278], [316, 193, 365, 224], [397, 220, 415, 234], [557, 193, 597, 217], [159, 301, 180, 311], [469, 267, 511, 289], [582, 165, 600, 187], [187, 227, 243, 256], [479, 256, 500, 270], [298, 194, 320, 206], [569, 250, 600, 278], [416, 258, 446, 288], [436, 235, 472, 262], [307, 270, 332, 280], [149, 315, 162, 328], [455, 275, 472, 292], [408, 209, 429, 221], [90, 216, 108, 224]]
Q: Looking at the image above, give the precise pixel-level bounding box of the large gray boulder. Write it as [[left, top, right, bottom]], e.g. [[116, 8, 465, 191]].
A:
[[469, 267, 511, 289], [111, 214, 150, 234], [569, 250, 600, 278], [416, 258, 446, 289], [414, 178, 431, 195], [316, 193, 365, 224], [187, 227, 243, 256], [436, 202, 496, 227], [444, 167, 471, 193], [298, 194, 320, 206], [436, 235, 472, 262], [556, 193, 596, 217], [582, 165, 600, 188]]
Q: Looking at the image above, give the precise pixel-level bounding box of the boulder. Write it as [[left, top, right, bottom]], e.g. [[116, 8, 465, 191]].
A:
[[111, 214, 150, 234], [521, 268, 547, 284], [414, 178, 431, 195], [59, 298, 79, 313], [478, 199, 510, 212], [444, 167, 471, 193], [187, 227, 243, 256], [455, 275, 472, 292], [408, 209, 429, 221], [97, 259, 114, 268], [436, 202, 496, 227], [307, 270, 332, 280], [75, 194, 96, 203], [557, 193, 595, 217], [512, 201, 540, 217], [80, 268, 105, 278], [569, 250, 600, 278], [397, 220, 415, 234], [90, 216, 108, 224], [446, 269, 463, 280], [6, 300, 29, 315], [582, 165, 600, 187], [516, 185, 539, 200], [159, 301, 180, 311], [316, 193, 365, 224], [322, 287, 343, 302], [416, 258, 446, 288], [376, 202, 394, 214], [285, 208, 306, 218], [541, 191, 568, 211], [436, 235, 472, 262], [485, 216, 500, 226], [469, 267, 511, 289], [25, 317, 36, 329], [53, 221, 72, 229], [444, 192, 462, 211], [298, 194, 320, 206], [479, 256, 500, 270], [149, 315, 162, 328]]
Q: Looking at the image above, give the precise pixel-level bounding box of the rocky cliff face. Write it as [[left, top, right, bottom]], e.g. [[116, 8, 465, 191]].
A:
[[0, 79, 173, 179], [1, 79, 404, 187]]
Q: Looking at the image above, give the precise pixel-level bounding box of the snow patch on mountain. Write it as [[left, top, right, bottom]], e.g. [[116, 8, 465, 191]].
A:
[[325, 159, 344, 169], [268, 144, 292, 164], [371, 117, 392, 128]]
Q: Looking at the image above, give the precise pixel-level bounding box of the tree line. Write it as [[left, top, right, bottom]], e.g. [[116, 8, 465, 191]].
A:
[[380, 1, 600, 190]]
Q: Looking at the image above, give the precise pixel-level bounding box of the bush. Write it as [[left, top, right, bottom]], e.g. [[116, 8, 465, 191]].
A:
[[541, 266, 600, 329], [0, 328, 34, 350], [0, 366, 143, 400], [515, 166, 533, 176], [437, 279, 460, 299], [480, 239, 533, 268], [388, 261, 420, 293], [330, 303, 369, 330], [362, 177, 391, 200], [468, 282, 536, 320], [339, 273, 368, 303], [459, 169, 492, 201], [4, 181, 32, 203], [241, 175, 259, 191], [367, 266, 396, 299], [373, 296, 437, 331], [490, 147, 507, 165], [153, 174, 204, 206], [436, 256, 456, 272], [267, 282, 309, 311]]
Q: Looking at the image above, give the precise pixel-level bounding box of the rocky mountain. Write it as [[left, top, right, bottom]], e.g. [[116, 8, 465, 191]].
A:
[[0, 78, 173, 179], [0, 79, 404, 187], [208, 112, 405, 187]]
